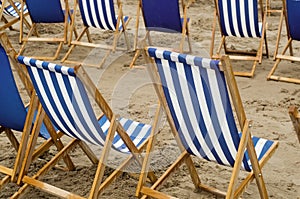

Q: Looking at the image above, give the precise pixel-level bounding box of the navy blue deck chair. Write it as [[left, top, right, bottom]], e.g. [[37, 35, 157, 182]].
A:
[[0, 0, 31, 31], [18, 0, 75, 61], [129, 0, 193, 68], [267, 0, 300, 84], [0, 33, 78, 193], [14, 54, 159, 198], [211, 0, 269, 77], [62, 0, 131, 68], [137, 47, 278, 198]]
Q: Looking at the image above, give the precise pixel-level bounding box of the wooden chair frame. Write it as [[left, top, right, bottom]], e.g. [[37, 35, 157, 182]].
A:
[[0, 0, 31, 31], [61, 0, 131, 68], [12, 55, 161, 198], [0, 32, 98, 197], [211, 0, 269, 78], [288, 106, 300, 143], [136, 48, 279, 199], [129, 0, 193, 68], [267, 0, 300, 84], [18, 0, 75, 61], [265, 0, 282, 15]]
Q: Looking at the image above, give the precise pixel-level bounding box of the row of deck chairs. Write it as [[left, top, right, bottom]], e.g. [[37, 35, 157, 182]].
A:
[[2, 0, 299, 82]]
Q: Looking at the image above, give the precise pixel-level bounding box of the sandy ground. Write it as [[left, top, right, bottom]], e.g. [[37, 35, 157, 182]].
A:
[[0, 0, 299, 198]]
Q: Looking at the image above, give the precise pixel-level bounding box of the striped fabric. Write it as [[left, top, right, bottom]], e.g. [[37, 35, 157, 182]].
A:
[[218, 0, 261, 38], [1, 1, 27, 17], [17, 56, 152, 153], [78, 0, 129, 31], [148, 47, 275, 171], [286, 0, 300, 41]]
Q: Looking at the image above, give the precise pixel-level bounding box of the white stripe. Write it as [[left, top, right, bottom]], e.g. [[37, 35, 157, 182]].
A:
[[105, 0, 116, 30], [30, 67, 73, 138], [191, 65, 227, 162], [222, 0, 233, 36], [82, 0, 92, 27], [96, 0, 109, 30], [176, 62, 216, 160], [160, 58, 203, 158], [248, 0, 256, 37], [231, 0, 241, 37], [206, 68, 237, 165], [240, 0, 249, 37]]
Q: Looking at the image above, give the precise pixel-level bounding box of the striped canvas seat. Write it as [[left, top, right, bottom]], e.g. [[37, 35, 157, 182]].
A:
[[16, 55, 156, 198], [267, 0, 300, 84], [211, 0, 269, 78], [137, 47, 278, 199], [1, 1, 27, 17], [62, 0, 131, 68], [218, 0, 261, 38]]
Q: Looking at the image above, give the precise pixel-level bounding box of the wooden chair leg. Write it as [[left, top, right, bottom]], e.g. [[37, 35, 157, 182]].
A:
[[289, 106, 300, 143]]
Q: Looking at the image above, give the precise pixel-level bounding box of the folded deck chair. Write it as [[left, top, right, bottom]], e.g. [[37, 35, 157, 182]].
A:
[[211, 0, 269, 77], [61, 0, 131, 68], [0, 0, 31, 31], [13, 55, 159, 198], [0, 33, 78, 193], [18, 0, 74, 61], [129, 0, 193, 68], [267, 0, 300, 84], [137, 47, 279, 199], [288, 106, 300, 143]]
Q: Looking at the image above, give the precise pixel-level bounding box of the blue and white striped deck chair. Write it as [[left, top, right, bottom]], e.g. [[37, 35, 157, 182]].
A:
[[62, 0, 131, 68], [0, 35, 78, 193], [137, 47, 279, 199], [0, 0, 31, 31], [267, 0, 300, 84], [211, 0, 269, 77], [15, 56, 158, 198], [129, 0, 193, 68], [18, 0, 74, 61]]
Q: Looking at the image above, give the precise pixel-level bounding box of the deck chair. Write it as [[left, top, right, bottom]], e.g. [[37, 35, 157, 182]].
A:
[[0, 0, 31, 31], [288, 106, 300, 143], [0, 33, 78, 193], [267, 0, 300, 84], [137, 47, 279, 199], [61, 0, 131, 68], [13, 54, 159, 198], [18, 0, 74, 60], [129, 0, 193, 68], [211, 0, 269, 77]]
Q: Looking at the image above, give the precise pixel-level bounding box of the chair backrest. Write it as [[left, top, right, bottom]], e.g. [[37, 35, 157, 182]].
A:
[[18, 56, 152, 152], [0, 44, 27, 131], [218, 0, 261, 38], [286, 0, 300, 41], [25, 0, 65, 23], [141, 0, 182, 33], [78, 0, 117, 30], [147, 47, 274, 171], [1, 1, 27, 17]]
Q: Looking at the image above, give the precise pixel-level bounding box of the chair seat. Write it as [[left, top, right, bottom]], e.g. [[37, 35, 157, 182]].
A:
[[99, 115, 152, 153], [3, 2, 28, 17], [240, 133, 275, 171]]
